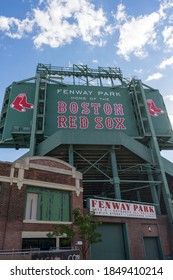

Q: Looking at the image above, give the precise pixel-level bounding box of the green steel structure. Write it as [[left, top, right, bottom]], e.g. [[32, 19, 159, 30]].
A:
[[1, 63, 173, 222]]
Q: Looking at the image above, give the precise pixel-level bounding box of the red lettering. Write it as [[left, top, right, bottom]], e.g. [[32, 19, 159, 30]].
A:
[[144, 206, 149, 212], [69, 116, 77, 128], [91, 103, 100, 115], [134, 204, 138, 211], [113, 104, 124, 115], [95, 117, 104, 129], [57, 116, 67, 128], [79, 116, 89, 129], [149, 206, 154, 213], [91, 199, 97, 208], [69, 102, 78, 114], [105, 201, 111, 209], [103, 103, 112, 115], [125, 204, 130, 211], [81, 102, 90, 114], [105, 117, 114, 129], [114, 118, 126, 129], [57, 101, 67, 113], [121, 203, 126, 210], [112, 202, 120, 210], [98, 200, 105, 208]]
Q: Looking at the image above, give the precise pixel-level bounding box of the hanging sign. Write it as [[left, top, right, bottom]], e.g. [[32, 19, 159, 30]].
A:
[[89, 198, 156, 219]]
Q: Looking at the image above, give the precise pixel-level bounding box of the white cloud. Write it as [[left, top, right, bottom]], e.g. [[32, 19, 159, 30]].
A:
[[168, 114, 173, 128], [1, 0, 173, 55], [116, 12, 159, 60], [32, 0, 108, 48], [114, 1, 173, 60], [114, 3, 127, 23], [92, 59, 98, 63], [0, 16, 13, 31], [145, 72, 163, 81], [0, 0, 108, 48], [134, 68, 143, 74], [33, 1, 78, 48], [164, 95, 173, 101], [0, 16, 34, 39], [162, 26, 173, 48], [159, 55, 173, 69]]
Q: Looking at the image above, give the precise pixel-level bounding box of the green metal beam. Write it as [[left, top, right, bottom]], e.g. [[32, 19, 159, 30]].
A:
[[35, 130, 152, 162], [147, 166, 161, 214], [68, 144, 74, 166], [29, 74, 41, 156], [121, 185, 153, 193], [35, 129, 173, 177], [83, 179, 112, 182], [136, 79, 173, 222], [111, 146, 121, 199], [74, 150, 111, 179], [120, 180, 161, 184], [15, 76, 36, 84]]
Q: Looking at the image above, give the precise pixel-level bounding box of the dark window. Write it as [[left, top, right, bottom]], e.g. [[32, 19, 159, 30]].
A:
[[22, 238, 56, 251]]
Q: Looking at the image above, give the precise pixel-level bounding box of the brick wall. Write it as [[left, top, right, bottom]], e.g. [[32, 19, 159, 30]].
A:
[[93, 214, 173, 259], [0, 183, 26, 249], [0, 157, 83, 251]]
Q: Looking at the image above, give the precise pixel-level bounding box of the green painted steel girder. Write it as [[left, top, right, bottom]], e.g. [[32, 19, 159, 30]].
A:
[[29, 74, 41, 156], [35, 130, 152, 162], [133, 79, 173, 222]]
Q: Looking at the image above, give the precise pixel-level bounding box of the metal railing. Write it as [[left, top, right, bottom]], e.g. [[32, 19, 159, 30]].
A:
[[0, 248, 40, 255]]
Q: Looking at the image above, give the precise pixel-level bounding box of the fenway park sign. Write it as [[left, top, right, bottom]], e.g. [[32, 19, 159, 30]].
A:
[[89, 198, 156, 219]]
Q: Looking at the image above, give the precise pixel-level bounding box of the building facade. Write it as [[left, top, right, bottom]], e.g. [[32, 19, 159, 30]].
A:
[[0, 157, 173, 259], [0, 157, 83, 254], [0, 64, 173, 259]]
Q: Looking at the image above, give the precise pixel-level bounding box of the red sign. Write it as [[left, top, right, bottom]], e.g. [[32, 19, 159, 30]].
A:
[[90, 198, 156, 219]]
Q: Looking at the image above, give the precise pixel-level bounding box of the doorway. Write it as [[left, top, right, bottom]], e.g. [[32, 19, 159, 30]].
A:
[[143, 237, 163, 259]]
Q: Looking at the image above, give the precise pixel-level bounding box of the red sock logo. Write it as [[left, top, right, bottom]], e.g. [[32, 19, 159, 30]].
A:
[[20, 94, 33, 109], [10, 94, 34, 112], [147, 99, 164, 117]]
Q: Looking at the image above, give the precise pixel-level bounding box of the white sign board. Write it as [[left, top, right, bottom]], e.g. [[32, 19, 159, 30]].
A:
[[90, 199, 156, 219]]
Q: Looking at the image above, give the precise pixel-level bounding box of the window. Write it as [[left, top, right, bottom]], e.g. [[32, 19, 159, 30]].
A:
[[22, 238, 56, 251], [25, 193, 38, 220], [25, 187, 70, 222]]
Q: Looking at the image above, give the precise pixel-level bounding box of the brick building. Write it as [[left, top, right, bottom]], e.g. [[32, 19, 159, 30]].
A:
[[0, 156, 173, 259], [0, 157, 83, 253]]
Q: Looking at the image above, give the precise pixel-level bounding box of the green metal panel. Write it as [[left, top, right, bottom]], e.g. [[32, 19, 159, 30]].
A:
[[62, 192, 70, 221], [0, 76, 172, 148], [51, 191, 62, 221], [29, 74, 41, 156], [144, 89, 172, 136], [26, 187, 70, 221], [45, 84, 138, 136], [90, 223, 127, 260], [0, 83, 35, 142], [143, 237, 163, 260]]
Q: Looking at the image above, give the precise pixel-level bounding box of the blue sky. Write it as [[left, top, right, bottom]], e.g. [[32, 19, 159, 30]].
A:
[[1, 0, 173, 162]]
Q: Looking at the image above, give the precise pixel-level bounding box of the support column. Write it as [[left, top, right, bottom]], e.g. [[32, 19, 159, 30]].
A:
[[29, 74, 41, 156], [147, 166, 161, 215], [69, 144, 74, 166], [136, 191, 141, 202], [111, 146, 121, 199], [134, 79, 173, 223]]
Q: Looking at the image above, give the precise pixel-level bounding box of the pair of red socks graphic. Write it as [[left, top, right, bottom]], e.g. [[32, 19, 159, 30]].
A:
[[146, 99, 164, 116], [10, 94, 33, 112]]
